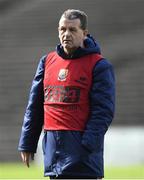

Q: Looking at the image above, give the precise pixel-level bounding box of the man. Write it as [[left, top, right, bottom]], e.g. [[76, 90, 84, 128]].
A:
[[18, 9, 115, 179]]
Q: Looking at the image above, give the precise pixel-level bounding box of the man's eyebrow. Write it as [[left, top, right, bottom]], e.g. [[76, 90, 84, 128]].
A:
[[59, 26, 77, 29], [58, 26, 65, 29]]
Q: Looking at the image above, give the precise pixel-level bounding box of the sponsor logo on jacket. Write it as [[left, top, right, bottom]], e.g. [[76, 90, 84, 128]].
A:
[[58, 69, 68, 81], [44, 85, 80, 103]]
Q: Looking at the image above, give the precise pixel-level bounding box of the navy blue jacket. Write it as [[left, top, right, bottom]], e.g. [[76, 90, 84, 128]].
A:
[[18, 35, 115, 178]]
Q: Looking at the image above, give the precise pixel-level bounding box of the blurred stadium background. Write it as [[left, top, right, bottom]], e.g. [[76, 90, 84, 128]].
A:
[[0, 0, 144, 178]]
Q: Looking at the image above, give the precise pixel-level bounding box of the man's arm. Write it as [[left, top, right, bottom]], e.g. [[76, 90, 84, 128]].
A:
[[18, 55, 46, 166], [82, 59, 115, 152]]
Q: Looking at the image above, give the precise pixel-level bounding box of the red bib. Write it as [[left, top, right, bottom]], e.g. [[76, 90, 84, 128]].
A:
[[43, 52, 102, 131]]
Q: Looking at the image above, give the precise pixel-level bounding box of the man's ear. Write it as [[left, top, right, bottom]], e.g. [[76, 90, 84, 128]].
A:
[[83, 29, 88, 37]]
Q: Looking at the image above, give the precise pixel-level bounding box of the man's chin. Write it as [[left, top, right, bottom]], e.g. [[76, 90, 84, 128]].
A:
[[63, 44, 77, 50], [63, 48, 77, 55], [63, 44, 72, 49]]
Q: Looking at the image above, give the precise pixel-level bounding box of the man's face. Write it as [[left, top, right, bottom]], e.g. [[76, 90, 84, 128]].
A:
[[58, 17, 87, 54]]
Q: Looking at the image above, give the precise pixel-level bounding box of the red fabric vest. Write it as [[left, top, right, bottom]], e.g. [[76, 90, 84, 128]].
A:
[[43, 51, 102, 131]]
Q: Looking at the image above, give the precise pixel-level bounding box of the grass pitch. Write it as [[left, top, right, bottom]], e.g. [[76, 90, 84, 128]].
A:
[[0, 163, 144, 179]]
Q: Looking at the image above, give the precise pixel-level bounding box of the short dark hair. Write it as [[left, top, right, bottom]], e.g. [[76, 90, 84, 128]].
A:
[[60, 9, 88, 30]]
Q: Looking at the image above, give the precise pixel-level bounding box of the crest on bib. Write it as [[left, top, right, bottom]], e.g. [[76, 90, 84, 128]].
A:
[[58, 69, 68, 81]]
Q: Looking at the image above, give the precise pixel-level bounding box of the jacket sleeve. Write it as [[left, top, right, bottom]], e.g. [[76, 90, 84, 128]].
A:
[[82, 59, 115, 153], [18, 55, 46, 153]]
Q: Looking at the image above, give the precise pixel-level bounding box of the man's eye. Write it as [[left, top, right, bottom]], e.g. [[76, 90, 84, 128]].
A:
[[59, 28, 66, 32], [70, 28, 77, 32]]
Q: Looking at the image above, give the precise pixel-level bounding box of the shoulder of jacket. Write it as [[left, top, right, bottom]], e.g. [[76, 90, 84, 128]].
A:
[[46, 51, 57, 59], [37, 52, 56, 66], [93, 58, 113, 74], [38, 54, 47, 64]]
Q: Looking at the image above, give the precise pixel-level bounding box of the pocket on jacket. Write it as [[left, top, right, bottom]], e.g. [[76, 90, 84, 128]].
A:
[[71, 131, 83, 144], [71, 131, 91, 155]]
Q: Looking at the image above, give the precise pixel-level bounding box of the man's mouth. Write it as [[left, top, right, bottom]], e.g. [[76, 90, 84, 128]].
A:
[[63, 40, 71, 43]]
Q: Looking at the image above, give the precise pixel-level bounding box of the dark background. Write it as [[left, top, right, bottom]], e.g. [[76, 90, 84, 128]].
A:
[[0, 0, 144, 162]]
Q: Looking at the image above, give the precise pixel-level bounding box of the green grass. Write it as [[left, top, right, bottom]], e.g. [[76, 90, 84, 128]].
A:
[[105, 165, 144, 179], [0, 163, 45, 179], [0, 163, 144, 179]]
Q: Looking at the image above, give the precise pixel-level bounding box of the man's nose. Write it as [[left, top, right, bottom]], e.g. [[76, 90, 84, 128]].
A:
[[64, 29, 71, 37]]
